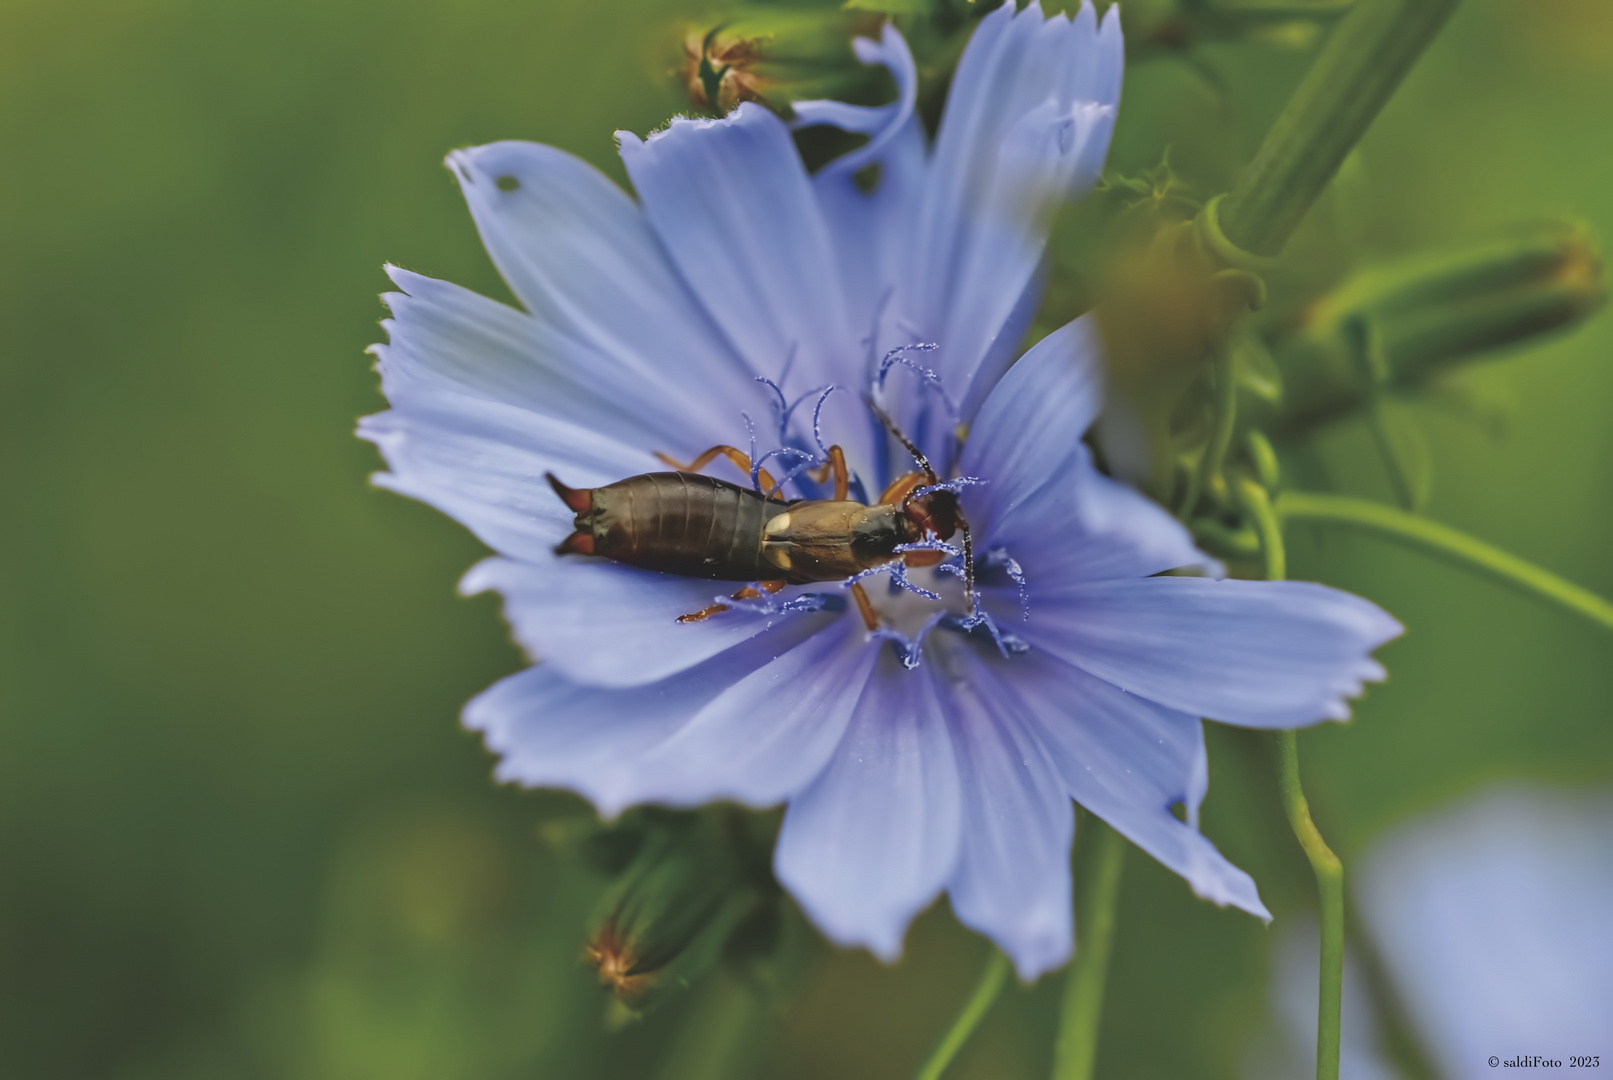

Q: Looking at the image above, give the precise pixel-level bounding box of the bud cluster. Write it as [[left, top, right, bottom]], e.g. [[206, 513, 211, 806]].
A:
[[546, 807, 790, 1018]]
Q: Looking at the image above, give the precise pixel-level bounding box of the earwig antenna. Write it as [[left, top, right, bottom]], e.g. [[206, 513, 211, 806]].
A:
[[958, 514, 977, 621], [864, 396, 938, 486]]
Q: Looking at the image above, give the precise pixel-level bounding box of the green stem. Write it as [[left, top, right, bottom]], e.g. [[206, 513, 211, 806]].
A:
[[914, 949, 1010, 1080], [1218, 0, 1462, 256], [1276, 491, 1613, 633], [1052, 819, 1127, 1080], [1199, 340, 1240, 507], [1243, 479, 1343, 1080], [1235, 477, 1287, 580], [1276, 731, 1346, 1080]]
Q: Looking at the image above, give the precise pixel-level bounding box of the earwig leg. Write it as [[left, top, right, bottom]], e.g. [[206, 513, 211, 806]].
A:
[[849, 582, 879, 632], [807, 445, 850, 501], [655, 445, 778, 494], [902, 549, 945, 568], [676, 580, 787, 624], [878, 471, 927, 508], [676, 603, 729, 624], [827, 445, 849, 501]]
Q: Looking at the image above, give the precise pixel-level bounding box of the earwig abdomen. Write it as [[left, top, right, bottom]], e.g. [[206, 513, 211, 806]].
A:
[[580, 472, 790, 581], [551, 467, 950, 587]]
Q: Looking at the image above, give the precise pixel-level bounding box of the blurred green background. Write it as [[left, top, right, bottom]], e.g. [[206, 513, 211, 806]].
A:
[[2, 0, 1610, 1076]]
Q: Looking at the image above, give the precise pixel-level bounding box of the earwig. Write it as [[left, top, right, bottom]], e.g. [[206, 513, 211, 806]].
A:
[[547, 409, 975, 629]]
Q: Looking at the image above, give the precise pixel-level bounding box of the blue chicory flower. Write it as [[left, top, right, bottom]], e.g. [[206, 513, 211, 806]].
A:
[[360, 2, 1401, 980], [1247, 782, 1613, 1078]]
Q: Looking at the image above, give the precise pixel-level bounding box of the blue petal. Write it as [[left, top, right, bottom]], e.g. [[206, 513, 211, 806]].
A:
[[813, 115, 927, 381], [1027, 577, 1404, 728], [958, 315, 1104, 534], [612, 616, 877, 808], [464, 613, 836, 817], [964, 647, 1268, 919], [444, 142, 758, 425], [910, 2, 1122, 416], [459, 556, 819, 689], [372, 266, 742, 453], [790, 23, 919, 179], [619, 104, 858, 398], [959, 315, 1208, 583], [774, 650, 962, 962], [1355, 784, 1613, 1069], [931, 635, 1075, 981], [362, 401, 791, 686], [358, 399, 649, 564]]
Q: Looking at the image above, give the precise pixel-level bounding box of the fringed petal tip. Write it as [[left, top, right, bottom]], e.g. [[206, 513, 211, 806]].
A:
[[1185, 849, 1272, 923]]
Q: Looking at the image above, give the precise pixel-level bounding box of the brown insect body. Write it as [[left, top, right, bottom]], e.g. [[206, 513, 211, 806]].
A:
[[549, 470, 957, 586]]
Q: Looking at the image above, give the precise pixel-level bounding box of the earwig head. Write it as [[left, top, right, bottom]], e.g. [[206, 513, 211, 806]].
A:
[[863, 398, 978, 615], [902, 488, 959, 540], [547, 472, 597, 557]]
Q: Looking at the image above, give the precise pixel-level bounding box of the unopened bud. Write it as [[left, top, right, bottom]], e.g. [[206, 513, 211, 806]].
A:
[[583, 813, 765, 1013], [1271, 221, 1605, 434], [679, 10, 885, 116]]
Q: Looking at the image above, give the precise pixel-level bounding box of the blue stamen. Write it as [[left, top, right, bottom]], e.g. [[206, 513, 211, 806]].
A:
[[741, 413, 764, 493], [844, 559, 944, 601], [810, 385, 847, 461], [980, 546, 1030, 620], [943, 610, 1031, 658], [894, 538, 964, 558], [765, 457, 819, 499], [755, 444, 815, 489], [874, 344, 958, 422], [910, 476, 988, 500], [872, 610, 948, 670], [860, 289, 896, 372], [754, 375, 789, 427]]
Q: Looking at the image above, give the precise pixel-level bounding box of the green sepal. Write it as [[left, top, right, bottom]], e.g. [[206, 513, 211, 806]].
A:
[[583, 810, 775, 1015], [677, 8, 889, 116]]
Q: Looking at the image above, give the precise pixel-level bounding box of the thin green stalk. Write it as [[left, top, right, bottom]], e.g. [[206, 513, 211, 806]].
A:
[[1235, 477, 1287, 580], [1199, 340, 1240, 507], [1277, 490, 1613, 633], [1276, 731, 1346, 1080], [1218, 0, 1462, 256], [1052, 819, 1127, 1080], [1243, 478, 1343, 1080], [914, 949, 1010, 1080]]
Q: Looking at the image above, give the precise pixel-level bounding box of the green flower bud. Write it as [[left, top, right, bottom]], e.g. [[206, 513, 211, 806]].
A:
[[583, 811, 768, 1013], [680, 9, 886, 116], [1270, 221, 1606, 434]]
